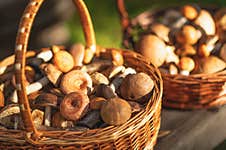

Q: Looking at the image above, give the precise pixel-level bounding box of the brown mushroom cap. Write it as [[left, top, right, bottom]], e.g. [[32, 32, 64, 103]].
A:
[[91, 72, 109, 85], [198, 56, 225, 74], [181, 5, 199, 20], [220, 44, 226, 61], [179, 57, 195, 72], [60, 70, 92, 94], [94, 84, 117, 99], [100, 98, 131, 126], [53, 50, 74, 73], [69, 43, 85, 67], [150, 23, 170, 42], [176, 44, 197, 56], [100, 49, 124, 66], [34, 93, 59, 108], [194, 10, 216, 35], [60, 92, 89, 121], [137, 34, 167, 67], [176, 25, 201, 45], [120, 72, 154, 101]]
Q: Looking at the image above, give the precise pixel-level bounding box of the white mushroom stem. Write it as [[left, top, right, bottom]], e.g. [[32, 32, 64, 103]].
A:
[[206, 35, 219, 50], [10, 77, 49, 103], [37, 50, 53, 62], [169, 64, 178, 75], [14, 116, 19, 130], [180, 70, 190, 76], [108, 66, 125, 79], [173, 17, 187, 28], [165, 46, 179, 64], [44, 106, 51, 127]]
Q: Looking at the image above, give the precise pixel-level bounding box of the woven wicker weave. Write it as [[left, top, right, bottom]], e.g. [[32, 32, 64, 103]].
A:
[[117, 0, 226, 109], [0, 0, 162, 149]]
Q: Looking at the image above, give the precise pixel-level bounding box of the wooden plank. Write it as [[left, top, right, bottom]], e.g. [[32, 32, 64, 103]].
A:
[[155, 105, 226, 150]]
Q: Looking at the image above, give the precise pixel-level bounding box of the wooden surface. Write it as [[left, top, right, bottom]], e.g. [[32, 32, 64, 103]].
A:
[[155, 105, 226, 150]]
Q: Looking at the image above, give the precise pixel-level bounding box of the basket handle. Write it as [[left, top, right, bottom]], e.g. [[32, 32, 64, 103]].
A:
[[14, 0, 96, 140]]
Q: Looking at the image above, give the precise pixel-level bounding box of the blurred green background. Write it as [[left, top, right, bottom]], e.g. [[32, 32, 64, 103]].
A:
[[66, 0, 226, 48]]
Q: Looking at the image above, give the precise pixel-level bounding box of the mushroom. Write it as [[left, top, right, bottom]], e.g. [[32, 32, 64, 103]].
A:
[[220, 44, 226, 61], [150, 23, 170, 42], [60, 70, 92, 95], [194, 10, 216, 35], [181, 4, 199, 20], [198, 35, 219, 57], [169, 63, 179, 75], [76, 110, 101, 129], [120, 72, 154, 101], [100, 97, 131, 126], [40, 63, 62, 87], [34, 93, 59, 126], [176, 25, 201, 45], [36, 49, 53, 63], [60, 92, 89, 121], [101, 65, 125, 79], [136, 34, 167, 67], [82, 59, 112, 74], [100, 49, 124, 66], [165, 45, 179, 64], [178, 57, 195, 75], [0, 90, 4, 107], [31, 109, 44, 128], [9, 76, 49, 103], [69, 43, 85, 67], [90, 97, 107, 110], [94, 84, 117, 99], [110, 67, 137, 92], [52, 112, 74, 129], [198, 56, 225, 74], [90, 72, 109, 85], [214, 8, 226, 42], [176, 44, 197, 56], [52, 46, 74, 73]]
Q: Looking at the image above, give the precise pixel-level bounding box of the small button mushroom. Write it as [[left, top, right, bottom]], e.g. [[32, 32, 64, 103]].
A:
[[198, 35, 219, 57], [76, 110, 101, 129], [60, 70, 92, 95], [90, 97, 107, 110], [165, 45, 179, 64], [194, 10, 216, 35], [90, 72, 109, 85], [0, 90, 4, 107], [40, 63, 62, 87], [94, 84, 117, 99], [69, 43, 85, 67], [34, 93, 59, 126], [31, 109, 44, 128], [198, 56, 225, 74], [52, 112, 74, 129], [120, 72, 154, 101], [181, 5, 199, 20], [169, 63, 179, 75], [176, 25, 201, 45], [60, 92, 89, 121], [176, 44, 197, 56], [178, 57, 195, 76], [136, 34, 167, 67], [52, 46, 74, 73], [150, 23, 170, 42], [100, 98, 131, 126], [220, 44, 226, 61]]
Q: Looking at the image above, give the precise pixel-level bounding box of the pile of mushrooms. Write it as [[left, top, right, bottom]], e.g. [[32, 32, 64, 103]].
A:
[[136, 4, 226, 75], [0, 44, 155, 130]]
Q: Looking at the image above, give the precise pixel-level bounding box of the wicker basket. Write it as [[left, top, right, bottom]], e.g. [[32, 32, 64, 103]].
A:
[[117, 0, 226, 109], [0, 0, 163, 149]]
